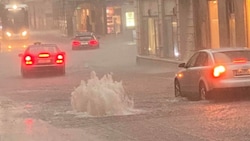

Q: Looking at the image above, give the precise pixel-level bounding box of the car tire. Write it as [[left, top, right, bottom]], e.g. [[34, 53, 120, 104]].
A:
[[174, 79, 183, 97], [199, 82, 208, 100], [188, 82, 210, 101], [187, 82, 206, 101]]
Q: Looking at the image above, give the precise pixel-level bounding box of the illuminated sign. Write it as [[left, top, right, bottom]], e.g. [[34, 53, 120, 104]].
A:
[[125, 12, 135, 27], [5, 4, 28, 11]]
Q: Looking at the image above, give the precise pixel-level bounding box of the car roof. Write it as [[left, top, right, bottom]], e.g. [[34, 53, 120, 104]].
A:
[[200, 47, 250, 53]]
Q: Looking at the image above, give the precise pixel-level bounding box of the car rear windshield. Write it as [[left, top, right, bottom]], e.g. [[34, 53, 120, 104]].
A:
[[76, 36, 94, 41], [28, 46, 57, 54], [213, 50, 250, 63]]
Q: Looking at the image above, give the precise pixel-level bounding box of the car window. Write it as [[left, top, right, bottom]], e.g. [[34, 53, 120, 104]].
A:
[[213, 51, 250, 63], [28, 46, 57, 54], [76, 36, 94, 40], [194, 52, 208, 67], [186, 52, 199, 68]]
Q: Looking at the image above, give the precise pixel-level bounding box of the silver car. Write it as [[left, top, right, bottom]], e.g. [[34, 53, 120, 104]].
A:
[[174, 47, 250, 100]]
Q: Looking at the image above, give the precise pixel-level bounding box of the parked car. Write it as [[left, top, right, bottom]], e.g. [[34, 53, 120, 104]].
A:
[[71, 32, 100, 50], [18, 42, 66, 77], [174, 47, 250, 100]]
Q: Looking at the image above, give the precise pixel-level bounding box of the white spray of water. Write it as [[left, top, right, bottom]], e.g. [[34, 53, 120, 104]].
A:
[[71, 71, 135, 116]]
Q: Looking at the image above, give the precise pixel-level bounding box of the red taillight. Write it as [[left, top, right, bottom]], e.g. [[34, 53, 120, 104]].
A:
[[213, 65, 226, 77], [72, 40, 81, 46], [56, 54, 64, 64], [89, 40, 98, 46], [24, 55, 33, 65], [233, 58, 247, 64]]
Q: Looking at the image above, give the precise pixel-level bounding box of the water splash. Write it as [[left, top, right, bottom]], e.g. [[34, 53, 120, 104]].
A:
[[71, 71, 135, 116]]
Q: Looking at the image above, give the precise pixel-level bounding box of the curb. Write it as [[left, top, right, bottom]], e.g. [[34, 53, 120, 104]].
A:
[[136, 55, 184, 66]]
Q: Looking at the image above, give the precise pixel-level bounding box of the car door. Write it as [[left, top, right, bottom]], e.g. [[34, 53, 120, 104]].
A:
[[189, 52, 209, 93], [180, 52, 199, 93]]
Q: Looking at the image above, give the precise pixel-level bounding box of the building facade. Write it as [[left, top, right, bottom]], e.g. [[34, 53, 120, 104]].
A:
[[52, 0, 135, 37], [0, 0, 135, 37], [20, 0, 54, 30], [135, 0, 181, 63], [136, 0, 250, 63]]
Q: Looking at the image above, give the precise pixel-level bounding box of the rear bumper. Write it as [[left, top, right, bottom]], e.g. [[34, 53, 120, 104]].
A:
[[72, 45, 99, 49], [22, 64, 65, 73], [209, 77, 250, 91]]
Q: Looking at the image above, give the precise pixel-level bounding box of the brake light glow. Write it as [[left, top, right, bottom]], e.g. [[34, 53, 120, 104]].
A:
[[56, 54, 64, 64], [213, 65, 226, 77], [72, 40, 81, 46], [57, 55, 63, 60], [89, 40, 98, 46], [233, 58, 247, 63], [39, 53, 50, 58], [24, 55, 33, 65]]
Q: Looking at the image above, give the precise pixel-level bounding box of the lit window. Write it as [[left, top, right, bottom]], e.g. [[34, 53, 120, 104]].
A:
[[126, 12, 135, 27]]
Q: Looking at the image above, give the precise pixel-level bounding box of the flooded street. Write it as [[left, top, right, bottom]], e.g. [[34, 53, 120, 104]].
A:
[[0, 31, 250, 141]]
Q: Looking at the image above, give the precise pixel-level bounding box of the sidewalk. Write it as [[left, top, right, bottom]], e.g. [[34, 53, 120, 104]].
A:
[[94, 31, 180, 74]]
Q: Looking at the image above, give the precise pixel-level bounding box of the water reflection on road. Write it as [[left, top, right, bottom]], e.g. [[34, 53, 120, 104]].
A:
[[0, 40, 29, 53], [0, 99, 101, 141]]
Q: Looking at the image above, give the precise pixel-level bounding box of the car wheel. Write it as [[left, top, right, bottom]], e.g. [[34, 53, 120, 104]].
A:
[[199, 82, 208, 100], [174, 79, 183, 97]]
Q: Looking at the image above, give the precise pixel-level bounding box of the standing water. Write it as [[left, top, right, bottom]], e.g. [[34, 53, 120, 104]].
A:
[[71, 71, 136, 116]]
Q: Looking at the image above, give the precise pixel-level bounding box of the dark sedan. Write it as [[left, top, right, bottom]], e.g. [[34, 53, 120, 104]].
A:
[[71, 32, 100, 50]]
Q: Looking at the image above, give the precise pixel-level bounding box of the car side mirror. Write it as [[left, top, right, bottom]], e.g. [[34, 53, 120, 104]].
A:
[[178, 63, 186, 68]]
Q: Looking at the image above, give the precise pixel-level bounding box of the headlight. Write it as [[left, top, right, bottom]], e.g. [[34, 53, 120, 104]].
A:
[[22, 31, 27, 36], [6, 32, 12, 37]]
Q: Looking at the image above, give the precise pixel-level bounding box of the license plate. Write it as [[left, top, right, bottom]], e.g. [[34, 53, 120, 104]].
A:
[[38, 59, 51, 64], [81, 42, 88, 45], [235, 69, 250, 76]]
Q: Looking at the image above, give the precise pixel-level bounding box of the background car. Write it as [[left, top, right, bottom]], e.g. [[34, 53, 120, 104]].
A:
[[174, 47, 250, 101], [18, 42, 66, 77], [71, 32, 100, 50]]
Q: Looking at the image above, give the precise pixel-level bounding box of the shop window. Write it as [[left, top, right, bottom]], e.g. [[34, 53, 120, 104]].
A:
[[106, 7, 121, 34]]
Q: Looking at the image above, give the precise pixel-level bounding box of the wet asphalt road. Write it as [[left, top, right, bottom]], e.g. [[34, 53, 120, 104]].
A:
[[0, 30, 250, 141]]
